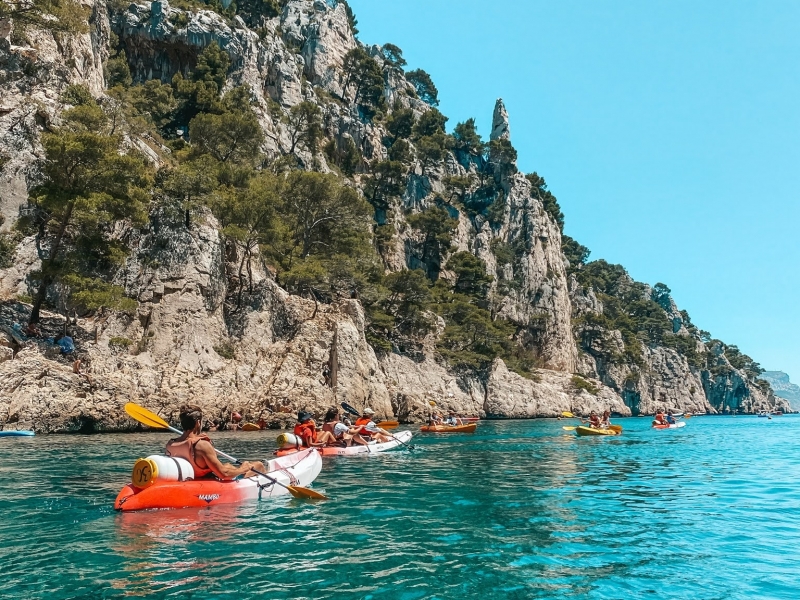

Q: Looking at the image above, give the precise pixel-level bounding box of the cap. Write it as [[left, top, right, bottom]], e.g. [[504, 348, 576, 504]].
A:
[[298, 411, 312, 422], [363, 408, 375, 415]]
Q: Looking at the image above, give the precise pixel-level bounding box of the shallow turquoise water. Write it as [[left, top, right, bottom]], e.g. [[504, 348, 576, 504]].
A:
[[2, 416, 800, 599]]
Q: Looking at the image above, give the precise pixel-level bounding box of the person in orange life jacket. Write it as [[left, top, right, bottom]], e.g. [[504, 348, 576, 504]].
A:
[[354, 407, 392, 443], [294, 411, 337, 447], [654, 409, 667, 425], [166, 405, 264, 479], [322, 408, 368, 447]]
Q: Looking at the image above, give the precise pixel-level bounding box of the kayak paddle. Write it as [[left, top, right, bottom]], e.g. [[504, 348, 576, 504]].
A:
[[124, 403, 327, 500], [377, 420, 399, 429], [561, 411, 574, 418], [562, 424, 622, 433]]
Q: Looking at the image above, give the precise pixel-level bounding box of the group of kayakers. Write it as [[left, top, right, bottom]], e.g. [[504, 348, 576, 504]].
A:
[[653, 409, 678, 426], [428, 411, 467, 427], [582, 410, 613, 429], [293, 407, 393, 448]]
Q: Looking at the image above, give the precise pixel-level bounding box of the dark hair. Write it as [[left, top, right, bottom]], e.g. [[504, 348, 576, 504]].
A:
[[179, 405, 203, 430], [324, 408, 338, 423], [298, 411, 312, 423]]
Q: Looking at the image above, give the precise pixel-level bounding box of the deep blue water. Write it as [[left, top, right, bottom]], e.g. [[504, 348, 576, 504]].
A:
[[2, 416, 800, 599]]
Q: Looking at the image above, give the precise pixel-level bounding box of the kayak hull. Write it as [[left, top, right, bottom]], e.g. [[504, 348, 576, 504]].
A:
[[420, 423, 477, 433], [114, 447, 322, 512], [652, 421, 686, 430], [241, 423, 261, 431], [0, 430, 35, 437], [276, 430, 413, 457], [575, 426, 618, 437]]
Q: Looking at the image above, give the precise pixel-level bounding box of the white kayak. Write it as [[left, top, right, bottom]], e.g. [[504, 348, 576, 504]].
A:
[[276, 430, 413, 456], [652, 421, 686, 430]]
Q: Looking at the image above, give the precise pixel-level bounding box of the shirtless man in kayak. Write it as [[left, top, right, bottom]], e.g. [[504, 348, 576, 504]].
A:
[[166, 405, 264, 480]]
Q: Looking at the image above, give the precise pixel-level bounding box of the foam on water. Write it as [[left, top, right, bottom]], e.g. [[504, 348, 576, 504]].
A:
[[2, 416, 799, 599]]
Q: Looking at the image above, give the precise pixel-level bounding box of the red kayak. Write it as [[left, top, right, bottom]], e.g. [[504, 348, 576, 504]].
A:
[[114, 447, 322, 511]]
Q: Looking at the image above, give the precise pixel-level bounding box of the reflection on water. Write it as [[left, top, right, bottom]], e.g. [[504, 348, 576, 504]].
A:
[[2, 418, 800, 599]]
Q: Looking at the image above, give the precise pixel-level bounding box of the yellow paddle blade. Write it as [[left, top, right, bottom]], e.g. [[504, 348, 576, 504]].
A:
[[429, 400, 437, 406], [562, 426, 577, 431], [287, 486, 328, 500], [125, 403, 170, 430], [608, 425, 623, 433], [561, 411, 574, 418]]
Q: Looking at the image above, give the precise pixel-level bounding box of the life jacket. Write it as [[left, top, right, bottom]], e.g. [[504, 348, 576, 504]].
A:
[[293, 420, 318, 446], [655, 412, 665, 424], [166, 434, 213, 478], [589, 416, 601, 428], [355, 416, 373, 436]]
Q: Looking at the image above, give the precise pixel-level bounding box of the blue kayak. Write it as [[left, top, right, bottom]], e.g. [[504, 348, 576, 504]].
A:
[[0, 431, 35, 437]]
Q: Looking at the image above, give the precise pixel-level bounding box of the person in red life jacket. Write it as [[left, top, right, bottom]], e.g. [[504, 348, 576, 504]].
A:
[[294, 411, 337, 447], [581, 411, 602, 429], [654, 409, 667, 426], [352, 407, 392, 443], [166, 405, 264, 479]]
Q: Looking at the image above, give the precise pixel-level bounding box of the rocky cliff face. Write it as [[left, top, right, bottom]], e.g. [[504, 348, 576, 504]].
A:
[[759, 371, 800, 411], [0, 0, 784, 431]]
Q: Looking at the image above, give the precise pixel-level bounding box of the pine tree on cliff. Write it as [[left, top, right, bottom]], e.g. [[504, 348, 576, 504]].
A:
[[27, 92, 151, 325]]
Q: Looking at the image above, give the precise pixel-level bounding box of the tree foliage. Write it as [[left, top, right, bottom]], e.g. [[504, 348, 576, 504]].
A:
[[406, 69, 439, 106], [26, 103, 151, 324]]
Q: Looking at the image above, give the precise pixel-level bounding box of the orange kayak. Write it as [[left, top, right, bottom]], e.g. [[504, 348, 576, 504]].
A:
[[420, 423, 477, 433], [114, 447, 322, 511]]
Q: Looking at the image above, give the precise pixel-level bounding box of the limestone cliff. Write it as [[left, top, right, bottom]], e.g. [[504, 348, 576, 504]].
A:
[[0, 0, 784, 431]]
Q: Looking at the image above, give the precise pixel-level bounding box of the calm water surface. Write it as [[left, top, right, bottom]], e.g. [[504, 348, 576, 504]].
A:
[[2, 416, 800, 599]]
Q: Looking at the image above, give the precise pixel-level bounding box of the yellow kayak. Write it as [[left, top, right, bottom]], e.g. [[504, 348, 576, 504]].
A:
[[575, 426, 619, 437]]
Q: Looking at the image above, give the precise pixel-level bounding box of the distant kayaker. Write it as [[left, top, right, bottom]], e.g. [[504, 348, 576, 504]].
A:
[[654, 410, 667, 426], [166, 405, 264, 480], [666, 410, 676, 425], [444, 412, 460, 426], [599, 410, 611, 429], [322, 408, 368, 447], [352, 408, 392, 442], [294, 411, 337, 447], [583, 411, 602, 429]]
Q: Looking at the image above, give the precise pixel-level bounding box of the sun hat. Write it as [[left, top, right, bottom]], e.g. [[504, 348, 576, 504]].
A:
[[363, 407, 375, 415]]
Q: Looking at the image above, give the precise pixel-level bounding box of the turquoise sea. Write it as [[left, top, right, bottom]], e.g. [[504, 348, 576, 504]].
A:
[[2, 416, 800, 599]]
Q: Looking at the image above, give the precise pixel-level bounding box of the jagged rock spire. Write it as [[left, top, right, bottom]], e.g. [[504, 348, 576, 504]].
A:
[[490, 98, 510, 141]]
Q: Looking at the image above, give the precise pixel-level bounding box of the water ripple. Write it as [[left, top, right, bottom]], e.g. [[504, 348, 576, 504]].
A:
[[1, 419, 800, 598]]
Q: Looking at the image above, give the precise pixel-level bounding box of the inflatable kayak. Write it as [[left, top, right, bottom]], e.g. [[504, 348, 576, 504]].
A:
[[652, 421, 686, 430], [0, 430, 35, 437], [575, 426, 618, 437], [114, 447, 322, 512], [420, 423, 477, 433], [274, 430, 413, 457]]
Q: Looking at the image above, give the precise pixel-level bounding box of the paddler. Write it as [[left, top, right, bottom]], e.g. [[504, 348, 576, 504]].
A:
[[294, 411, 337, 447], [166, 405, 264, 480], [599, 410, 611, 429], [582, 411, 602, 429], [355, 408, 392, 443], [654, 409, 667, 425], [666, 409, 677, 425], [322, 408, 369, 447]]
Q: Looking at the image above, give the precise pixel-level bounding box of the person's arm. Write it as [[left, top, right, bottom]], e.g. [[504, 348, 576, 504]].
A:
[[194, 440, 254, 480]]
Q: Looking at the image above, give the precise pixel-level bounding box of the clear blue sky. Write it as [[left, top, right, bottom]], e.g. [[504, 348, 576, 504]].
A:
[[349, 0, 800, 383]]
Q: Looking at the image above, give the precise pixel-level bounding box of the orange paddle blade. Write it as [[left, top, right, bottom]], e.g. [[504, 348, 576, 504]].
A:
[[377, 420, 399, 429]]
